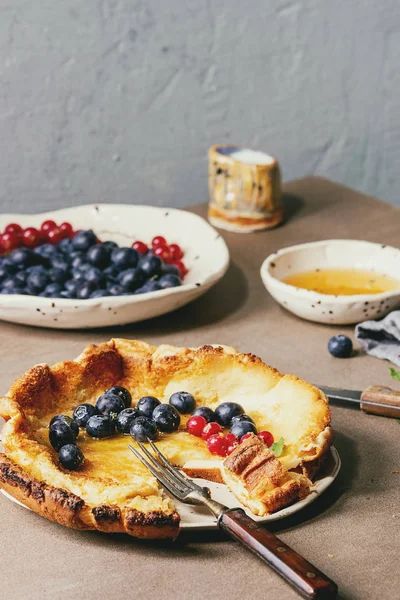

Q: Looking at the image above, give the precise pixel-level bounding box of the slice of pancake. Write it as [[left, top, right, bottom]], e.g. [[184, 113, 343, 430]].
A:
[[0, 339, 332, 539]]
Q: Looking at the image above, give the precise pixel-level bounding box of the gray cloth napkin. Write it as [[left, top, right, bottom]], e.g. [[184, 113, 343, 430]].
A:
[[355, 310, 400, 366]]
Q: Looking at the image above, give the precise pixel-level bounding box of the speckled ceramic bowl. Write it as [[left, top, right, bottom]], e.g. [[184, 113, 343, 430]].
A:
[[260, 239, 400, 325], [0, 204, 230, 329]]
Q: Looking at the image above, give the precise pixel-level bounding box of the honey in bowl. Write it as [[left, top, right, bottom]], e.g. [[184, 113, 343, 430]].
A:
[[282, 268, 400, 296]]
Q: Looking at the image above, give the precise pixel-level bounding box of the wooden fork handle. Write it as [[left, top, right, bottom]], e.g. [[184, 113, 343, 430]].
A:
[[219, 509, 338, 599]]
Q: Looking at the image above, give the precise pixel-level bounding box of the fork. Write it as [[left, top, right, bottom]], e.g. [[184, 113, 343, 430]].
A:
[[129, 440, 338, 600]]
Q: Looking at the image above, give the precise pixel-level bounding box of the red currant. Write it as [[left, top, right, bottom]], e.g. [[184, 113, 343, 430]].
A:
[[226, 443, 238, 455], [152, 235, 167, 249], [201, 421, 222, 440], [22, 227, 42, 248], [4, 223, 23, 235], [257, 431, 274, 446], [224, 433, 238, 445], [132, 241, 148, 254], [172, 260, 188, 278], [206, 433, 229, 457], [154, 245, 172, 263], [47, 228, 64, 245], [169, 243, 183, 260], [0, 231, 21, 252], [41, 220, 57, 233], [59, 222, 74, 238], [240, 433, 253, 444], [186, 415, 207, 437]]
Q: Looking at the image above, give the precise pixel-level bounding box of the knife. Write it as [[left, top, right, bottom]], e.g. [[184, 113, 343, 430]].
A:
[[316, 384, 400, 418]]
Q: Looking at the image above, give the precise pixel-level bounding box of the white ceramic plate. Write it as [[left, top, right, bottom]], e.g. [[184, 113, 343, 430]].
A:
[[0, 447, 340, 530], [0, 204, 230, 329], [260, 239, 400, 325]]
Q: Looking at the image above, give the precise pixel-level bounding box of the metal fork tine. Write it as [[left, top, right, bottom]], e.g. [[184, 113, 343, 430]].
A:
[[135, 440, 190, 494], [128, 444, 187, 500], [147, 438, 205, 493]]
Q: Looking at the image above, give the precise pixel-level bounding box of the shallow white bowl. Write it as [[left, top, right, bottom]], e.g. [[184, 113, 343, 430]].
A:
[[0, 204, 230, 329], [260, 239, 400, 325]]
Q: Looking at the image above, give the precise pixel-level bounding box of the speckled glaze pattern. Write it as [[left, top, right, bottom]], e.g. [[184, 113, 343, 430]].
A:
[[0, 204, 230, 329], [261, 240, 400, 325]]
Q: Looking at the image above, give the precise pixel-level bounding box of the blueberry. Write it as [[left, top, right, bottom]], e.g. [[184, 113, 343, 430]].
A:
[[158, 274, 182, 289], [215, 402, 244, 427], [96, 392, 125, 418], [169, 391, 195, 414], [136, 396, 160, 418], [230, 420, 257, 438], [85, 267, 106, 287], [105, 385, 132, 408], [49, 414, 79, 436], [27, 269, 49, 294], [14, 271, 28, 286], [57, 238, 73, 254], [59, 444, 85, 470], [72, 268, 87, 281], [33, 244, 56, 258], [117, 268, 144, 291], [86, 414, 115, 438], [49, 420, 78, 451], [0, 287, 23, 294], [191, 406, 216, 423], [43, 282, 63, 297], [1, 278, 18, 291], [72, 230, 98, 251], [152, 404, 180, 433], [90, 289, 110, 298], [134, 281, 162, 294], [111, 247, 139, 270], [103, 265, 119, 282], [231, 414, 255, 425], [0, 264, 17, 281], [87, 245, 110, 268], [328, 335, 353, 358], [130, 416, 158, 442], [161, 263, 181, 277], [108, 283, 125, 296], [50, 255, 69, 269], [71, 255, 87, 270], [70, 250, 85, 261], [60, 290, 74, 298], [116, 408, 143, 434], [73, 403, 98, 427], [138, 255, 162, 277], [76, 281, 97, 299], [9, 248, 37, 267], [102, 241, 118, 252], [50, 266, 70, 284], [64, 279, 80, 294]]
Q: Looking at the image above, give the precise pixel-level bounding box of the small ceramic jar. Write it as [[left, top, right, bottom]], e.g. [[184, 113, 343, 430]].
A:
[[208, 145, 283, 233]]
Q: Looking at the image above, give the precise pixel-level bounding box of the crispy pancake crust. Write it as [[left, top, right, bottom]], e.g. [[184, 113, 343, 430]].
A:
[[0, 340, 332, 537]]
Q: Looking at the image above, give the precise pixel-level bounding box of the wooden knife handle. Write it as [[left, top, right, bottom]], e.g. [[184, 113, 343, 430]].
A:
[[219, 508, 338, 599], [360, 385, 400, 418]]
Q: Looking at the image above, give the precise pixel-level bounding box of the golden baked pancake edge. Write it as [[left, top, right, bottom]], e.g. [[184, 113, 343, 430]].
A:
[[0, 339, 332, 538]]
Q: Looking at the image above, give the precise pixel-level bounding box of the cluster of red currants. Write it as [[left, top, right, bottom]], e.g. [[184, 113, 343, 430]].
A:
[[186, 415, 274, 457], [132, 235, 188, 279], [0, 220, 76, 254]]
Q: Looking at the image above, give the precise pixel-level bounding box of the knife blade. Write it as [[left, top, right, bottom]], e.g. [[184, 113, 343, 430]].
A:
[[316, 384, 400, 418]]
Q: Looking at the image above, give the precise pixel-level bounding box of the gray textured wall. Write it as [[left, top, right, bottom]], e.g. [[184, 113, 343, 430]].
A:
[[0, 0, 399, 213]]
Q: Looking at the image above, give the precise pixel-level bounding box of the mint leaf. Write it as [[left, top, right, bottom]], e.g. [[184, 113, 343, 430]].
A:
[[270, 437, 285, 457], [389, 367, 400, 381]]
